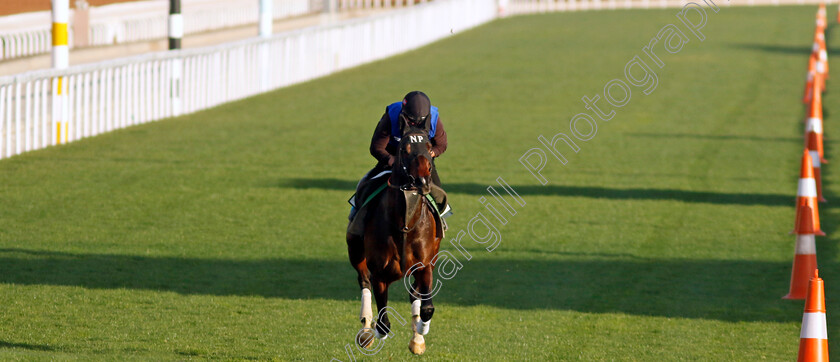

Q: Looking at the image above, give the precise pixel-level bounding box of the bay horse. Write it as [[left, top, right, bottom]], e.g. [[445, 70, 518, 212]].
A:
[[345, 126, 443, 355]]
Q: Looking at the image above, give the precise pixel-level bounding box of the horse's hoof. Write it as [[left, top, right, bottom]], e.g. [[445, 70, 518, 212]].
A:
[[356, 328, 375, 349], [408, 335, 426, 355]]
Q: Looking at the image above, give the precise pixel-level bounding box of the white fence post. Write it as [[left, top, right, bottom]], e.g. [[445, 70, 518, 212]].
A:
[[52, 0, 70, 146]]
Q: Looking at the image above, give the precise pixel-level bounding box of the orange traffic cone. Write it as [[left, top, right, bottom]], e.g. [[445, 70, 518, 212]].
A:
[[812, 32, 823, 55], [807, 131, 827, 203], [817, 47, 829, 84], [805, 88, 827, 164], [793, 150, 825, 236], [817, 3, 827, 30], [805, 55, 818, 104], [797, 269, 828, 361], [805, 55, 819, 104], [812, 35, 828, 90], [784, 234, 819, 300]]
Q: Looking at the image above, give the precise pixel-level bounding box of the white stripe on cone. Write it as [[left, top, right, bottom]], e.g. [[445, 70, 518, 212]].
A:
[[795, 234, 817, 254], [806, 118, 823, 134], [810, 151, 821, 168], [801, 312, 828, 339], [799, 178, 818, 197]]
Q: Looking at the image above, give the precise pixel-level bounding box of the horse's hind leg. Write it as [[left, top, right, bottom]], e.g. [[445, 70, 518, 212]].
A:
[[347, 233, 371, 291], [346, 233, 374, 348], [408, 267, 435, 355]]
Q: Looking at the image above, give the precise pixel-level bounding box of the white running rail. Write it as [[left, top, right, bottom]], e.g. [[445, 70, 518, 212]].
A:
[[0, 0, 496, 159], [0, 0, 318, 61]]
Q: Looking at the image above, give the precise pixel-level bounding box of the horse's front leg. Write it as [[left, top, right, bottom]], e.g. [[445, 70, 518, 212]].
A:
[[347, 233, 374, 348], [409, 266, 435, 355], [371, 277, 392, 340]]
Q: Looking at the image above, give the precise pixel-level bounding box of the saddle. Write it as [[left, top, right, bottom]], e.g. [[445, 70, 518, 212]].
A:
[[347, 174, 447, 238]]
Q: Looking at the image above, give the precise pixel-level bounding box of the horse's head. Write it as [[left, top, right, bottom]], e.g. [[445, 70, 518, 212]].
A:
[[394, 127, 433, 195]]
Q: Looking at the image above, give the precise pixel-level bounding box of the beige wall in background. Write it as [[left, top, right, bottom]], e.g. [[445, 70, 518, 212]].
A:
[[0, 0, 143, 16]]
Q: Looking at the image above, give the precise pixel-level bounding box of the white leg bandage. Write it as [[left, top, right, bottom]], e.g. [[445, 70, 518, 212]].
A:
[[360, 288, 373, 322], [411, 300, 429, 334], [411, 299, 421, 317], [416, 319, 431, 335]]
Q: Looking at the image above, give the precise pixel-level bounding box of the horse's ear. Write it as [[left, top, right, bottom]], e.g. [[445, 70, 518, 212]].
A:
[[400, 116, 411, 137]]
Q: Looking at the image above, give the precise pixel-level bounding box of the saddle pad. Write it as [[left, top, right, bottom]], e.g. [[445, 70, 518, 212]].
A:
[[360, 183, 388, 209]]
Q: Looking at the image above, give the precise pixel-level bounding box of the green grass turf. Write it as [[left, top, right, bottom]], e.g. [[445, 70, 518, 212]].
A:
[[0, 4, 836, 360]]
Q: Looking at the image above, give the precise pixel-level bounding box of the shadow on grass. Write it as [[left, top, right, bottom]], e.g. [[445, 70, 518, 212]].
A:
[[816, 142, 838, 262], [627, 132, 805, 143], [279, 178, 792, 207], [729, 43, 823, 55], [0, 248, 826, 323], [0, 340, 55, 351], [733, 23, 839, 55]]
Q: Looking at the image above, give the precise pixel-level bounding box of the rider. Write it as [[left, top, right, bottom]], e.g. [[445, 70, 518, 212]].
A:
[[348, 91, 450, 226]]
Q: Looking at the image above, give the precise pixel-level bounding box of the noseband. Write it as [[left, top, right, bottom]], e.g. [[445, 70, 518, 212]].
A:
[[396, 164, 418, 191]]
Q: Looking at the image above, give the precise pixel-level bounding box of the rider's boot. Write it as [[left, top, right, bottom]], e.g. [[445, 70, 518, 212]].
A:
[[348, 196, 358, 222], [439, 204, 452, 231], [348, 170, 373, 222]]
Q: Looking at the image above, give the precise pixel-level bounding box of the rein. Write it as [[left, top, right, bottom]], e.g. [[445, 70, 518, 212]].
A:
[[392, 127, 433, 275], [390, 152, 416, 191]]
